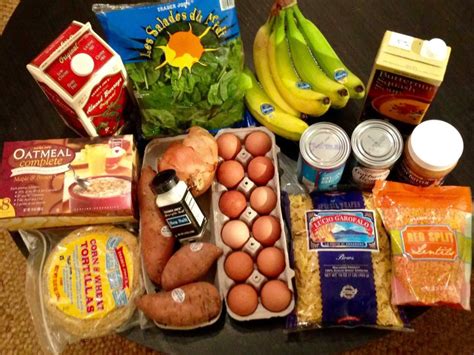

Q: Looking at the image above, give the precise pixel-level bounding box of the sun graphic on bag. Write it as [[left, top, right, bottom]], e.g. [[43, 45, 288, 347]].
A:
[[155, 24, 218, 77]]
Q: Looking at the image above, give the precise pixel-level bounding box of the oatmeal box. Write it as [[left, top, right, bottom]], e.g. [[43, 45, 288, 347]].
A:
[[0, 135, 137, 230]]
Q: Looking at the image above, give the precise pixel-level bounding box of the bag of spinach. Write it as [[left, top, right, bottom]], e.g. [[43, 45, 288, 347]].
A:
[[93, 1, 245, 138]]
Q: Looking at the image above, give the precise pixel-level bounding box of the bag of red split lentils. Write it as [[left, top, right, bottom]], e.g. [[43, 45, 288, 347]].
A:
[[373, 181, 472, 310]]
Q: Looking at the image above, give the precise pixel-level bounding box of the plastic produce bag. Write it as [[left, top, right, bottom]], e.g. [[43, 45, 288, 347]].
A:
[[93, 1, 246, 138], [22, 225, 143, 354], [282, 186, 408, 331], [373, 181, 472, 310]]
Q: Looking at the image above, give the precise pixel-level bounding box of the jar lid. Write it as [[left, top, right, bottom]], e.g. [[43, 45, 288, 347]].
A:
[[351, 120, 403, 169], [151, 169, 179, 195], [408, 120, 464, 171], [299, 122, 351, 169]]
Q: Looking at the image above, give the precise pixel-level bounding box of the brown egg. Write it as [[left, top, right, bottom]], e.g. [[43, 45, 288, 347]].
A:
[[250, 186, 277, 215], [217, 160, 245, 188], [256, 247, 285, 278], [224, 251, 254, 282], [260, 280, 292, 312], [227, 284, 258, 316], [217, 133, 241, 160], [221, 220, 250, 249], [252, 215, 281, 247], [247, 156, 274, 186], [219, 190, 247, 218], [245, 131, 272, 156]]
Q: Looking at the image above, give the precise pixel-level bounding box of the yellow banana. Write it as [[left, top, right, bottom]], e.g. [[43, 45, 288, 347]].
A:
[[269, 12, 330, 107], [286, 7, 350, 109], [253, 21, 300, 116], [243, 68, 308, 141], [268, 12, 330, 117]]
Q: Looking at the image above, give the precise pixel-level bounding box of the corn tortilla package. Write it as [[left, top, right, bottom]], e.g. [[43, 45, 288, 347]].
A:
[[93, 1, 246, 138], [373, 181, 472, 310], [282, 189, 408, 330]]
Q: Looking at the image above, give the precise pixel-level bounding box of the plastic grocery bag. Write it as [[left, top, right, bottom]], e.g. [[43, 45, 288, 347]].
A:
[[93, 1, 246, 138], [373, 181, 472, 310], [22, 225, 143, 354], [282, 186, 409, 331]]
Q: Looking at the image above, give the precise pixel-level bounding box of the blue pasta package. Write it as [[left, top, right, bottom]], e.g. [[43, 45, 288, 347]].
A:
[[282, 189, 409, 330], [93, 1, 245, 138]]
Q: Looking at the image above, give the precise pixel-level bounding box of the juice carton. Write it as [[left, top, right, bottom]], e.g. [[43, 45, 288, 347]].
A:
[[361, 31, 451, 133], [0, 135, 137, 230], [27, 21, 132, 137]]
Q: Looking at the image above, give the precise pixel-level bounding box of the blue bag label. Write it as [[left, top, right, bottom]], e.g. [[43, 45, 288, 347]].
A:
[[318, 251, 377, 326], [305, 210, 379, 252], [309, 190, 378, 326]]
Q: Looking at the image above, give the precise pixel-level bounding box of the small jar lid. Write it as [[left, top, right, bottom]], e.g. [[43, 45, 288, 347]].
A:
[[151, 169, 179, 194], [351, 120, 403, 169], [408, 119, 463, 171], [70, 53, 94, 77], [299, 122, 351, 169]]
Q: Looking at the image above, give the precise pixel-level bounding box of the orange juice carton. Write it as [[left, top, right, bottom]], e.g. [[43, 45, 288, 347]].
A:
[[0, 135, 137, 230], [361, 31, 451, 133], [27, 21, 132, 137]]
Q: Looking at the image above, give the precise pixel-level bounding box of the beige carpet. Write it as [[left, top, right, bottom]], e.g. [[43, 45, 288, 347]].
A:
[[1, 1, 473, 354]]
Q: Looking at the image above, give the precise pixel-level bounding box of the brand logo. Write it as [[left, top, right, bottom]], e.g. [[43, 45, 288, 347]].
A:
[[260, 103, 275, 116], [334, 69, 348, 83], [171, 288, 186, 303], [306, 209, 379, 252], [296, 81, 311, 90], [340, 285, 358, 300], [9, 144, 75, 177], [401, 225, 458, 261], [141, 8, 228, 60]]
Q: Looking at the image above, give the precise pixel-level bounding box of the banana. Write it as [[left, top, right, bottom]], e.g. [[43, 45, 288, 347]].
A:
[[253, 21, 300, 116], [293, 5, 365, 99], [268, 12, 331, 117], [285, 7, 350, 109], [243, 68, 309, 141], [268, 12, 330, 112]]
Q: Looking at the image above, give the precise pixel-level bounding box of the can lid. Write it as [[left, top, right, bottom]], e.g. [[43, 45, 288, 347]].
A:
[[300, 122, 351, 169], [151, 169, 179, 195], [351, 120, 403, 169], [408, 119, 464, 171]]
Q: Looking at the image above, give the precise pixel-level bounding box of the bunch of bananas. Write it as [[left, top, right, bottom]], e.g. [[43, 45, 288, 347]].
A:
[[244, 2, 365, 140]]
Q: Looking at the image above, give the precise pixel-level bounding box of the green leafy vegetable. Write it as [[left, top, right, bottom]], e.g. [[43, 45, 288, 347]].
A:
[[125, 23, 245, 138]]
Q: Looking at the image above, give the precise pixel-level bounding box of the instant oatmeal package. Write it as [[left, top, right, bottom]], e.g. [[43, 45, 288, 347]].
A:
[[373, 181, 472, 310], [282, 188, 407, 330]]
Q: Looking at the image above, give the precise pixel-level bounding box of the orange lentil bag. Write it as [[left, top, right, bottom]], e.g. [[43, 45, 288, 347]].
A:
[[373, 181, 472, 310]]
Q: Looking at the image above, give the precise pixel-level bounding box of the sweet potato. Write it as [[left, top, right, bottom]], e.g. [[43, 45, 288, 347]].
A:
[[136, 282, 221, 327], [139, 165, 175, 285], [161, 242, 223, 291]]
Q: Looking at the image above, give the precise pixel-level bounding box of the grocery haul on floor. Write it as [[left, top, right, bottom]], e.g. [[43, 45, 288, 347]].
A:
[[0, 0, 470, 354]]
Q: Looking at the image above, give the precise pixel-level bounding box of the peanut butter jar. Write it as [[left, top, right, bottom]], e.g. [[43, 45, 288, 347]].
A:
[[396, 120, 463, 186]]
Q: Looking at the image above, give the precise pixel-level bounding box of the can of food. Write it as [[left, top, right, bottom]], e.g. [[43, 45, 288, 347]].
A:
[[297, 122, 351, 191], [350, 120, 403, 190]]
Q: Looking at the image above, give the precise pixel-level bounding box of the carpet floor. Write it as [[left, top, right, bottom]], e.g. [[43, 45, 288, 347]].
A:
[[1, 1, 473, 354]]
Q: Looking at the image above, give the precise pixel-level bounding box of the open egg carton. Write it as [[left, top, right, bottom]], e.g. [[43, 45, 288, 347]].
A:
[[211, 127, 295, 321], [140, 136, 222, 330]]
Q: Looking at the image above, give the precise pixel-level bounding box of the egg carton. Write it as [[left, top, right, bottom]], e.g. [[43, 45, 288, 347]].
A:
[[211, 127, 295, 321], [140, 136, 222, 330]]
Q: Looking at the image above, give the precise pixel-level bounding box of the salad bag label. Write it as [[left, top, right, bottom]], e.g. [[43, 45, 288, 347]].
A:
[[27, 21, 131, 137], [93, 1, 245, 138]]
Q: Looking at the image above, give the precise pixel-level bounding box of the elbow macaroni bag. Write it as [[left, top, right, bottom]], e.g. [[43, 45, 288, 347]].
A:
[[282, 190, 407, 330], [373, 181, 472, 310], [93, 1, 245, 138]]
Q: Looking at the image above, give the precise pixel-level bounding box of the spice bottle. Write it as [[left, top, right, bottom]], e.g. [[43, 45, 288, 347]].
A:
[[151, 169, 207, 242], [396, 120, 463, 186], [350, 120, 403, 190]]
